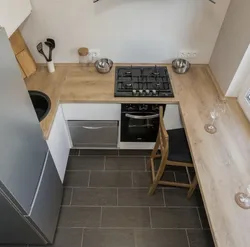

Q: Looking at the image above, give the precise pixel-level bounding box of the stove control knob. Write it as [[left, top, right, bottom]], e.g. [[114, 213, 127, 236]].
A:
[[139, 89, 143, 95], [132, 89, 137, 96], [145, 89, 150, 95], [152, 90, 157, 95]]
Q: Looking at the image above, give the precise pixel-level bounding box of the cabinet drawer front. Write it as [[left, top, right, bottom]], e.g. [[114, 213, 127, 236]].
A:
[[69, 121, 118, 148], [29, 152, 63, 243], [62, 103, 121, 120]]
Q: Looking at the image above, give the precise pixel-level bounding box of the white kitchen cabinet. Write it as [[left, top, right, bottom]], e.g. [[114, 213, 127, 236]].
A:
[[47, 106, 71, 182], [0, 0, 32, 37], [163, 104, 183, 130], [62, 103, 121, 120]]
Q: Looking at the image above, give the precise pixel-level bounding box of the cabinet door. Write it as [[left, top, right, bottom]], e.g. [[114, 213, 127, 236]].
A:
[[62, 103, 121, 120], [0, 192, 46, 244], [47, 106, 71, 182], [0, 1, 32, 37], [28, 152, 63, 243]]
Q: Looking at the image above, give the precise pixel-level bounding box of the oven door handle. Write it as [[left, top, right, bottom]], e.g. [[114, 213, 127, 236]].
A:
[[125, 113, 159, 120]]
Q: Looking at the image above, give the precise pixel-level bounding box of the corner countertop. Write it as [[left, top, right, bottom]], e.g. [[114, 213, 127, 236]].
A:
[[26, 63, 250, 247]]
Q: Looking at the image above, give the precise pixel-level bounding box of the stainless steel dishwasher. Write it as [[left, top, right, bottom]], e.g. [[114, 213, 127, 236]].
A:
[[68, 120, 119, 148]]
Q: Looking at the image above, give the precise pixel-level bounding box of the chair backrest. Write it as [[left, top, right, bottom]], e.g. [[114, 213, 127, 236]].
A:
[[159, 106, 169, 157]]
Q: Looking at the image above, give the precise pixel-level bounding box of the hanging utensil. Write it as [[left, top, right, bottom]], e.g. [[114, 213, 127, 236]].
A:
[[45, 38, 55, 61], [36, 42, 49, 62]]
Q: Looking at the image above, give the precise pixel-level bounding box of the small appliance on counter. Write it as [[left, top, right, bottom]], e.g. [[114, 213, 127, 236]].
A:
[[114, 65, 174, 97]]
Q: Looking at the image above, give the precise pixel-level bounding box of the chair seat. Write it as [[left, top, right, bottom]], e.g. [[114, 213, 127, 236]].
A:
[[167, 128, 193, 163]]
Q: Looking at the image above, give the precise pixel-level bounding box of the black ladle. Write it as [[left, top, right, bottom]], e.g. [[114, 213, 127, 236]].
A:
[[45, 38, 55, 61], [37, 42, 49, 62]]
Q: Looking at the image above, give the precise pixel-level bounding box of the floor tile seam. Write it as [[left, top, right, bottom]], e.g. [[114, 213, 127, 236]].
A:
[[185, 229, 191, 247], [69, 187, 74, 206], [103, 156, 106, 170], [57, 226, 203, 230], [80, 228, 85, 247], [60, 205, 200, 209], [196, 207, 203, 229], [66, 169, 147, 172], [87, 170, 91, 187]]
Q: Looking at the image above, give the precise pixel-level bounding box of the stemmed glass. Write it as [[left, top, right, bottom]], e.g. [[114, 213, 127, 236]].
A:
[[204, 100, 226, 134], [235, 185, 250, 209]]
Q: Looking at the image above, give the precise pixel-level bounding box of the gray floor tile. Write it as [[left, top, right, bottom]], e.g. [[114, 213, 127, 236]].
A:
[[118, 188, 164, 206], [151, 207, 201, 228], [119, 149, 151, 156], [69, 149, 80, 156], [164, 188, 203, 207], [175, 171, 189, 184], [102, 207, 150, 227], [135, 229, 189, 247], [187, 230, 215, 247], [67, 156, 104, 170], [62, 188, 72, 205], [133, 171, 152, 187], [82, 229, 135, 247], [50, 228, 83, 247], [58, 206, 101, 227], [64, 171, 89, 187], [105, 157, 145, 171], [198, 208, 210, 229], [72, 188, 117, 206], [133, 171, 175, 187], [80, 149, 118, 156], [90, 171, 132, 187]]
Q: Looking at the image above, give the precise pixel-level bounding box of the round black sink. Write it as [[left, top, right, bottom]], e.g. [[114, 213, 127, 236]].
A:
[[28, 91, 51, 122]]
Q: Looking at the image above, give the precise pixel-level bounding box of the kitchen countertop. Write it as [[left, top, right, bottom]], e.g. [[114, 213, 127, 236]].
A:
[[26, 64, 250, 247]]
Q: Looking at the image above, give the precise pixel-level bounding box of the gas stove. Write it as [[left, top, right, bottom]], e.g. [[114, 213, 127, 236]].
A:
[[114, 65, 174, 97]]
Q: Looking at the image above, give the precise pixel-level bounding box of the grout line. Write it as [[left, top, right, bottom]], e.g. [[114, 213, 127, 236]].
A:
[[78, 149, 80, 156], [133, 229, 138, 247], [144, 156, 147, 171], [185, 229, 191, 247], [80, 228, 85, 247], [66, 169, 147, 172], [88, 171, 91, 187], [100, 206, 103, 227], [69, 188, 74, 205], [173, 171, 177, 182], [149, 207, 153, 228], [162, 189, 166, 207], [196, 207, 203, 229], [117, 188, 119, 206], [57, 226, 202, 230], [131, 171, 134, 187], [103, 156, 106, 170], [60, 205, 199, 209]]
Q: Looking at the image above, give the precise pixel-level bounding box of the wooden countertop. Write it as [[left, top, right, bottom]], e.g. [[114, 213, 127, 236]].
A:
[[26, 64, 250, 247]]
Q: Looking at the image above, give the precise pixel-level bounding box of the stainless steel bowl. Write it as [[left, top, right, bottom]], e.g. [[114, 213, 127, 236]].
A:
[[172, 59, 190, 74], [94, 58, 113, 74]]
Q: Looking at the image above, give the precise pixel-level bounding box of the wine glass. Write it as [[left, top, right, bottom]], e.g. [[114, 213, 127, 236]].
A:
[[235, 185, 250, 209], [204, 100, 226, 134]]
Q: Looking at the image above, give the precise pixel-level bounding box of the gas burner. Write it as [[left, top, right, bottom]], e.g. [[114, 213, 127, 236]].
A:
[[115, 66, 174, 98]]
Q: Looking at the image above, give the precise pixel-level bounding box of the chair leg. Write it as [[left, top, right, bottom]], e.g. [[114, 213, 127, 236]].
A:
[[148, 134, 160, 170], [148, 156, 167, 196], [187, 175, 198, 199]]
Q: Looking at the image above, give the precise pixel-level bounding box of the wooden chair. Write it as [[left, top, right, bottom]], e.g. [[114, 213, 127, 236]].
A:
[[148, 106, 198, 198]]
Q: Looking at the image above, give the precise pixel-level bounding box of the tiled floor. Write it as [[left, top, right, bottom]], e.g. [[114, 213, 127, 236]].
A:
[[53, 149, 214, 247]]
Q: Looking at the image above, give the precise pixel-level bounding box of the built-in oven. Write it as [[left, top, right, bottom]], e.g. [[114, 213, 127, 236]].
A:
[[121, 104, 165, 142]]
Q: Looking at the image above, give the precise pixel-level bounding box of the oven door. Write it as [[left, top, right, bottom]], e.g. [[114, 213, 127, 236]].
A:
[[121, 112, 159, 142]]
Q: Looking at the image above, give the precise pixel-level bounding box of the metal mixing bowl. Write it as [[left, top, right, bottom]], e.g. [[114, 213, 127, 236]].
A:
[[172, 59, 190, 74], [94, 58, 113, 74]]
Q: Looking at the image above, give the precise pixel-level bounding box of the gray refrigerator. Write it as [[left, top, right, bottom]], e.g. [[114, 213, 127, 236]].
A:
[[0, 27, 62, 244]]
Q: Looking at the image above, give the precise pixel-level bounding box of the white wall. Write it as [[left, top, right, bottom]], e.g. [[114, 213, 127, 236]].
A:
[[21, 0, 230, 63], [0, 0, 32, 37], [209, 0, 250, 96]]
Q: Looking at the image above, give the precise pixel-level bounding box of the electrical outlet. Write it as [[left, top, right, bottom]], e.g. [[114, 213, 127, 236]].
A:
[[179, 51, 198, 59], [89, 49, 101, 58]]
